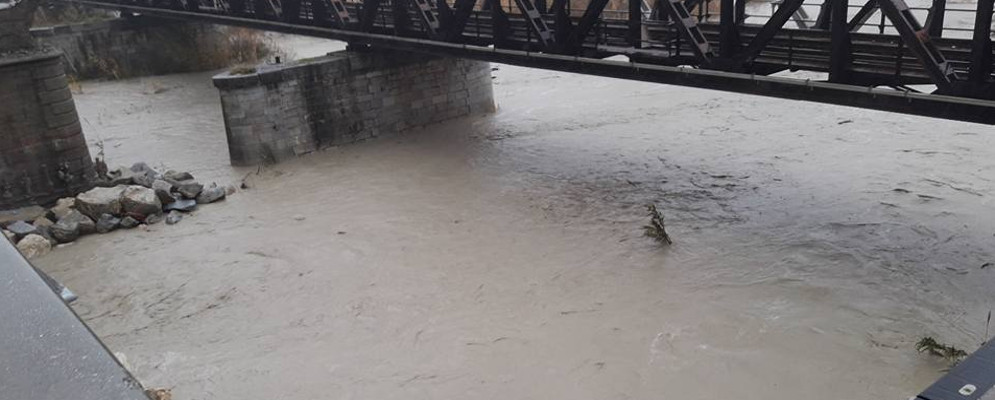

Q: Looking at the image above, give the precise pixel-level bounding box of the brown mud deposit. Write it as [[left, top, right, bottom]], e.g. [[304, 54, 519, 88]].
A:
[[34, 35, 995, 400]]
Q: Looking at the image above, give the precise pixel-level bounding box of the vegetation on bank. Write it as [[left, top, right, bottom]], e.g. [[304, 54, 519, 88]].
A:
[[32, 2, 115, 27], [229, 65, 258, 75], [75, 25, 279, 80], [32, 2, 282, 81]]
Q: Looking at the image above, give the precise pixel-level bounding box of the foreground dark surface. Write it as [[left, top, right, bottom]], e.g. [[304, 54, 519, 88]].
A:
[[0, 239, 147, 400], [917, 340, 995, 400]]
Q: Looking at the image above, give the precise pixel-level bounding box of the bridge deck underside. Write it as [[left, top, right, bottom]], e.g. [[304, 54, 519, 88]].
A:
[[68, 0, 995, 124]]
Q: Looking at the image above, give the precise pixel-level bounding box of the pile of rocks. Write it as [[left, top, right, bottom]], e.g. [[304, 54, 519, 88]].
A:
[[1, 162, 232, 259]]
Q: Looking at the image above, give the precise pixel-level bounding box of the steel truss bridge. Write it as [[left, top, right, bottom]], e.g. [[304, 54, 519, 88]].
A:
[[69, 0, 995, 123]]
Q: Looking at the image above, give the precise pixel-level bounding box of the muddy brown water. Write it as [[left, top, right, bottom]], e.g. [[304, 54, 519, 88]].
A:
[[33, 34, 995, 400]]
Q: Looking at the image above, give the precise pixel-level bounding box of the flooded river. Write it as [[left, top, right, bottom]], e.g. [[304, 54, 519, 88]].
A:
[[34, 34, 995, 400]]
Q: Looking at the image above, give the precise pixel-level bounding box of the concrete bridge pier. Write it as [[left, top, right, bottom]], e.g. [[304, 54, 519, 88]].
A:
[[0, 0, 94, 209], [213, 49, 495, 166]]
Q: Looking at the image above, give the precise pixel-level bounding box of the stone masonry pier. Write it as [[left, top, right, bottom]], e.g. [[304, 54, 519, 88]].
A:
[[0, 52, 93, 209], [213, 49, 495, 166], [0, 0, 94, 210]]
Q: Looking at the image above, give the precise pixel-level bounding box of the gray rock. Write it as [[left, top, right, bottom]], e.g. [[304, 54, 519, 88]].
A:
[[0, 205, 46, 227], [7, 220, 37, 239], [164, 170, 194, 182], [2, 229, 15, 243], [109, 167, 137, 185], [95, 213, 121, 234], [165, 210, 183, 225], [33, 216, 54, 228], [173, 180, 203, 199], [16, 234, 52, 259], [152, 180, 176, 204], [120, 216, 140, 229], [59, 210, 96, 235], [196, 184, 226, 204], [145, 213, 164, 225], [32, 217, 57, 245], [92, 178, 116, 188], [130, 162, 153, 173], [50, 220, 80, 243], [164, 199, 197, 212], [48, 197, 76, 221], [76, 185, 126, 220], [33, 225, 58, 246], [133, 170, 157, 188], [121, 186, 162, 219], [112, 175, 135, 186]]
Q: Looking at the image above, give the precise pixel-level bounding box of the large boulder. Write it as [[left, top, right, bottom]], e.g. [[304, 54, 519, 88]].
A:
[[95, 214, 121, 234], [130, 162, 153, 173], [33, 225, 57, 246], [6, 220, 37, 239], [0, 205, 46, 227], [59, 210, 96, 235], [164, 199, 196, 212], [109, 167, 137, 185], [120, 216, 140, 229], [48, 198, 76, 221], [152, 180, 176, 204], [75, 186, 126, 220], [133, 170, 157, 188], [121, 186, 162, 219], [50, 220, 80, 243], [32, 216, 54, 228], [32, 217, 57, 245], [16, 234, 51, 259], [130, 163, 159, 188], [173, 180, 203, 199], [196, 184, 226, 204], [165, 210, 183, 225], [145, 213, 164, 225], [164, 170, 194, 182]]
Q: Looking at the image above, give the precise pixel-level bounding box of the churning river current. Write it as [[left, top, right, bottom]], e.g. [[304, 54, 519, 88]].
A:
[[33, 33, 995, 400]]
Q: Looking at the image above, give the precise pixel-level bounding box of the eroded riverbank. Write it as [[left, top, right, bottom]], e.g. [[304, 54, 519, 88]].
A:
[[33, 35, 995, 400]]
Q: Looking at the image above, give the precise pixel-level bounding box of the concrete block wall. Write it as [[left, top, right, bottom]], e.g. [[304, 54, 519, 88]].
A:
[[0, 51, 94, 209], [213, 49, 495, 166]]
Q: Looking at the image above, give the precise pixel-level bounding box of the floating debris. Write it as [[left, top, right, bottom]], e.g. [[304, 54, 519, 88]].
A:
[[643, 204, 673, 245], [916, 337, 968, 365]]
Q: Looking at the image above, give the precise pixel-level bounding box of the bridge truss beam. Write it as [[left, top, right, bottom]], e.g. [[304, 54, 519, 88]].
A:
[[67, 0, 995, 124]]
